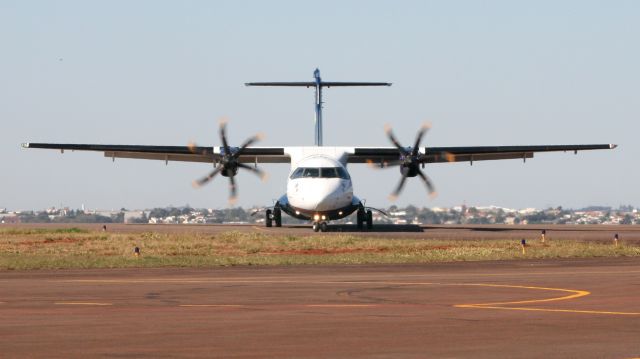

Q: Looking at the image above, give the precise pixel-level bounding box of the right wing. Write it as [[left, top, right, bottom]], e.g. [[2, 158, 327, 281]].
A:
[[348, 144, 617, 164]]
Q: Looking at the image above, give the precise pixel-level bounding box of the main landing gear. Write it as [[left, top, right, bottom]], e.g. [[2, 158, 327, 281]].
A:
[[356, 206, 373, 231], [312, 221, 328, 232], [265, 205, 282, 228]]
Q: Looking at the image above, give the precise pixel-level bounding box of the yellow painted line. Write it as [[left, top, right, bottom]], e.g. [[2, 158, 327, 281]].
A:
[[62, 279, 301, 284], [404, 270, 640, 278], [51, 278, 640, 316], [180, 304, 244, 308], [452, 283, 590, 306], [306, 304, 378, 308], [459, 305, 640, 316], [453, 283, 640, 316], [55, 302, 112, 306]]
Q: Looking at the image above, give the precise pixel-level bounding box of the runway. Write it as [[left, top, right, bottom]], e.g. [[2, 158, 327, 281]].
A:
[[1, 259, 639, 358]]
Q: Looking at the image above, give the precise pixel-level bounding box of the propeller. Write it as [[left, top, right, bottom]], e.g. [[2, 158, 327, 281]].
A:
[[369, 123, 443, 201], [190, 119, 266, 204]]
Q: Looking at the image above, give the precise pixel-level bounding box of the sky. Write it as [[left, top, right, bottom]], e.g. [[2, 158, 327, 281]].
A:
[[1, 0, 638, 211]]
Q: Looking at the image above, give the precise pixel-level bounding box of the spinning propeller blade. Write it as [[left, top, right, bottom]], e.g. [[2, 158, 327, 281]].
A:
[[378, 123, 438, 200], [190, 120, 266, 203]]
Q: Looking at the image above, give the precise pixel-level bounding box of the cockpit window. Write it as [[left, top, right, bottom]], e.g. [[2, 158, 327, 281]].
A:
[[336, 167, 350, 180], [290, 167, 304, 179], [303, 168, 319, 178], [290, 167, 350, 180], [320, 167, 338, 178]]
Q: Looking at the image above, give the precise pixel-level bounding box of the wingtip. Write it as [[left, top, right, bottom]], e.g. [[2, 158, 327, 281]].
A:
[[384, 123, 392, 134], [191, 180, 201, 189], [21, 143, 30, 148], [388, 194, 398, 202], [610, 144, 618, 149]]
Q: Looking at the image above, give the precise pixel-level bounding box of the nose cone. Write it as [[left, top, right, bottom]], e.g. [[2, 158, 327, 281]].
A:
[[288, 179, 352, 212]]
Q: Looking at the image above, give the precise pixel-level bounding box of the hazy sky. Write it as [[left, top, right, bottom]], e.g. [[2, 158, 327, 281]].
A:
[[1, 0, 638, 211]]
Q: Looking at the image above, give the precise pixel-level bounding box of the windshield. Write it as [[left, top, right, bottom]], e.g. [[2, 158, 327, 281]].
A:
[[290, 167, 350, 180]]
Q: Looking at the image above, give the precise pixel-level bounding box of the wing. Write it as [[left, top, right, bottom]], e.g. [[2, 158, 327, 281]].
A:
[[349, 144, 617, 164], [21, 143, 289, 164]]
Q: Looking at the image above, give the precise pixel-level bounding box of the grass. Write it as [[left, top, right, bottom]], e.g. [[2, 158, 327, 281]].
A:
[[1, 227, 639, 270]]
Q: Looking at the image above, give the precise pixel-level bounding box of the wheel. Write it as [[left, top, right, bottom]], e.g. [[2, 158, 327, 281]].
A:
[[356, 209, 364, 230], [265, 209, 272, 227], [312, 222, 320, 232], [320, 222, 328, 232], [366, 210, 373, 230], [274, 208, 282, 227]]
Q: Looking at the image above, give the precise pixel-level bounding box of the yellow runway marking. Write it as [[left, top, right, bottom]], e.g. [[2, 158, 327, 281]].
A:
[[453, 283, 640, 316], [55, 302, 112, 306], [460, 305, 640, 316], [55, 278, 640, 316], [180, 304, 244, 308], [306, 304, 378, 308]]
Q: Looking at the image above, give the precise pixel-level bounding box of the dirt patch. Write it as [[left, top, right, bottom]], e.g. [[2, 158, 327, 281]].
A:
[[17, 237, 84, 246], [266, 248, 389, 255]]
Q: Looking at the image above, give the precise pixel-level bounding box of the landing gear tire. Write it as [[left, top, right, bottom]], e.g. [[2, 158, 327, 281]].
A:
[[274, 207, 282, 227], [356, 208, 365, 230], [312, 222, 328, 232], [366, 210, 373, 230], [265, 209, 272, 228]]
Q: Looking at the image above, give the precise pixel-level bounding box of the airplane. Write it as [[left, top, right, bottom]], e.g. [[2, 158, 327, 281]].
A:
[[22, 69, 617, 232]]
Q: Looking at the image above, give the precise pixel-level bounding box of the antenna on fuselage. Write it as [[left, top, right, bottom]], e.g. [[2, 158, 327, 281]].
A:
[[245, 69, 391, 146]]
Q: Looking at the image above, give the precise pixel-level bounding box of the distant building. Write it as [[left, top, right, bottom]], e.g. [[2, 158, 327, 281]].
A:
[[0, 215, 20, 224]]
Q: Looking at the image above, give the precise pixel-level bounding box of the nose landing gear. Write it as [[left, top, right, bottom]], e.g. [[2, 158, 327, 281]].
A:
[[312, 221, 328, 232]]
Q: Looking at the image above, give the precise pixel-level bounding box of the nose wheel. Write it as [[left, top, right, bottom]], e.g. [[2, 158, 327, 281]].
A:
[[312, 222, 328, 232]]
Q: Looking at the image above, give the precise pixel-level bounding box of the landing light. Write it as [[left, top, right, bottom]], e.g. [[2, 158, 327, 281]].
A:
[[314, 214, 320, 220], [295, 211, 300, 215], [338, 211, 343, 215], [321, 215, 326, 220]]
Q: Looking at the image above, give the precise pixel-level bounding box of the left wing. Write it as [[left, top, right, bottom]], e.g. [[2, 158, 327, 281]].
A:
[[21, 143, 290, 164], [349, 144, 617, 164]]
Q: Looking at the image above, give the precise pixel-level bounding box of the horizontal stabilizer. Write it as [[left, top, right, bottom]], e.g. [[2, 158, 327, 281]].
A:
[[245, 82, 391, 87]]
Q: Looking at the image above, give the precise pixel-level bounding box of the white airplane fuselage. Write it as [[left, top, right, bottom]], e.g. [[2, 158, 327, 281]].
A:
[[277, 147, 362, 221]]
